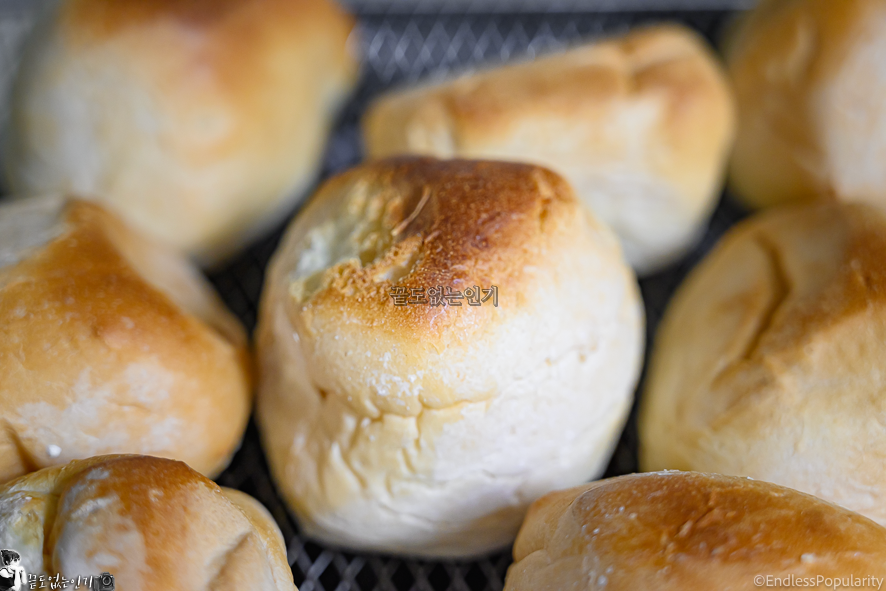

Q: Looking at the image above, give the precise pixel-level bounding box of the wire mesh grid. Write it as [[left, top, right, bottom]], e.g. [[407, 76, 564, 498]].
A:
[[338, 0, 756, 13], [0, 5, 749, 591]]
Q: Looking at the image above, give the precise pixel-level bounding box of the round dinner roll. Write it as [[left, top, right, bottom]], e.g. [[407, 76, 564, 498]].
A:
[[727, 0, 886, 210], [256, 157, 644, 557], [3, 0, 358, 265], [0, 195, 251, 483], [0, 455, 296, 590], [640, 202, 886, 525], [505, 471, 886, 591], [363, 24, 736, 275]]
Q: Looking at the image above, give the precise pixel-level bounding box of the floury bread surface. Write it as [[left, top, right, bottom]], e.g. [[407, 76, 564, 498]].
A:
[[505, 472, 886, 591], [256, 157, 644, 557], [363, 25, 736, 274], [0, 196, 251, 483], [0, 455, 297, 591], [4, 0, 358, 264], [641, 202, 886, 527], [728, 0, 886, 210]]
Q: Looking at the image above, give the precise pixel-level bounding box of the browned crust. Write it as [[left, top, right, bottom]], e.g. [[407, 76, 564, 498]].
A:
[[59, 0, 357, 100], [364, 24, 733, 165], [0, 200, 248, 372], [510, 472, 886, 589], [300, 157, 587, 337], [0, 200, 251, 481], [0, 455, 292, 588], [726, 0, 883, 207], [49, 456, 217, 582], [639, 201, 886, 446], [636, 202, 886, 529], [6, 202, 225, 357], [53, 0, 358, 175], [681, 202, 886, 360], [727, 0, 870, 87], [61, 0, 355, 51]]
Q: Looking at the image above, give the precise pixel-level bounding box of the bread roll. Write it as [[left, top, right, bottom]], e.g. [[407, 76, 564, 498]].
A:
[[363, 25, 736, 275], [0, 455, 296, 590], [728, 0, 886, 210], [0, 196, 250, 483], [4, 0, 358, 264], [505, 471, 886, 591], [256, 157, 643, 557], [640, 202, 886, 525]]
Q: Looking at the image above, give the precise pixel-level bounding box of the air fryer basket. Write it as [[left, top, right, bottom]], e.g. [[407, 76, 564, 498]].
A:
[[0, 4, 748, 590]]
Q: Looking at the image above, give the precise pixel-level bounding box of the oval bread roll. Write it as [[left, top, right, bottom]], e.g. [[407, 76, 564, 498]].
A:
[[505, 471, 886, 591], [363, 25, 736, 275], [4, 0, 358, 264], [728, 0, 886, 210], [640, 202, 886, 525], [256, 157, 644, 557], [0, 196, 251, 483], [0, 455, 296, 591]]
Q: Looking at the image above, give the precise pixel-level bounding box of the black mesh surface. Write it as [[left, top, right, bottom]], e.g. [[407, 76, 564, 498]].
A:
[[0, 5, 751, 590]]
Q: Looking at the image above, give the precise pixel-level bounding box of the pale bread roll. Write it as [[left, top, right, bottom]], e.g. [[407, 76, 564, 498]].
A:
[[728, 0, 886, 210], [0, 196, 250, 483], [505, 471, 886, 591], [0, 455, 296, 591], [256, 157, 643, 557], [640, 202, 886, 525], [363, 25, 736, 275], [4, 0, 358, 264]]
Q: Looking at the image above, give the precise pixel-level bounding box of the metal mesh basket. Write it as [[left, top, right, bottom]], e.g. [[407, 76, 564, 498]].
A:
[[0, 4, 750, 590]]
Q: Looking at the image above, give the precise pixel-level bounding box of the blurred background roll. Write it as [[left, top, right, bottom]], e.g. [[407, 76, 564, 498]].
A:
[[505, 471, 886, 591], [256, 157, 643, 557], [363, 25, 736, 275], [0, 196, 251, 483], [0, 455, 296, 590], [728, 0, 886, 210], [3, 0, 358, 265], [640, 202, 886, 525]]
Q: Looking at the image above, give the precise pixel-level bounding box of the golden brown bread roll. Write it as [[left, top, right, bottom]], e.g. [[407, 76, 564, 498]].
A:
[[0, 455, 296, 590], [505, 471, 886, 591], [3, 0, 358, 264], [363, 25, 736, 275], [0, 196, 250, 483], [727, 0, 886, 210], [640, 202, 886, 525], [256, 157, 643, 557]]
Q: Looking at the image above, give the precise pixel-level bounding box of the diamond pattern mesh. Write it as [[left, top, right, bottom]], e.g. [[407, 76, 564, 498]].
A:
[[0, 4, 748, 590]]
